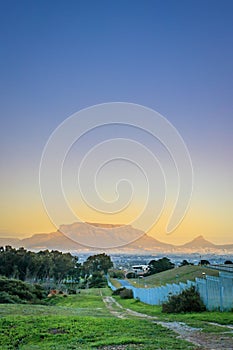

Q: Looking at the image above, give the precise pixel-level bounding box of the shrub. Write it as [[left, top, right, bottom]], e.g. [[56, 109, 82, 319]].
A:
[[67, 288, 76, 295], [112, 287, 126, 296], [162, 286, 206, 313], [0, 277, 46, 304], [88, 272, 107, 288], [108, 269, 125, 279], [119, 288, 133, 299], [125, 272, 136, 279]]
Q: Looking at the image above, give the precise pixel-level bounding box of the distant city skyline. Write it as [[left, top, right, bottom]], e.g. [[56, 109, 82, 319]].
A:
[[0, 1, 233, 245]]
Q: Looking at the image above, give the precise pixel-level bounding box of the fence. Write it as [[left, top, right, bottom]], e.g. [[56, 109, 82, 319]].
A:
[[196, 271, 233, 311], [107, 277, 195, 305], [108, 271, 233, 311], [207, 264, 233, 274]]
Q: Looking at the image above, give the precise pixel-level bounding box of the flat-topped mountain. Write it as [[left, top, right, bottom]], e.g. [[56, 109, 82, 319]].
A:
[[0, 223, 232, 254]]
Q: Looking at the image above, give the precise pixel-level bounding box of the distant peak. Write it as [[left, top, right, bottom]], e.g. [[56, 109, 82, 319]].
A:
[[194, 235, 205, 240]]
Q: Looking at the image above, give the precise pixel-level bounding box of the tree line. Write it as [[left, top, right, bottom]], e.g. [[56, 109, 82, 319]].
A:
[[0, 246, 113, 284]]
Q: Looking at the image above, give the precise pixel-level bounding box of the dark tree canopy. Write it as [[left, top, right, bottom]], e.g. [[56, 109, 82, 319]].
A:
[[180, 259, 193, 267], [199, 259, 210, 266], [224, 260, 233, 264], [148, 257, 175, 275], [82, 253, 113, 275], [0, 246, 80, 282]]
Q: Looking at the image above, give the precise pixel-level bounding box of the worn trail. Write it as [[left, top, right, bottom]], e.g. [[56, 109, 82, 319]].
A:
[[101, 292, 233, 350]]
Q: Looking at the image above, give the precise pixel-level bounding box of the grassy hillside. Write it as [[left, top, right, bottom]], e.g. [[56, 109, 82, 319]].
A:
[[0, 288, 195, 349], [135, 265, 219, 287]]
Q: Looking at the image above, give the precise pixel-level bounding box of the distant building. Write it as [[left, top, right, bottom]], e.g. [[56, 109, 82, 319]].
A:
[[132, 265, 149, 275]]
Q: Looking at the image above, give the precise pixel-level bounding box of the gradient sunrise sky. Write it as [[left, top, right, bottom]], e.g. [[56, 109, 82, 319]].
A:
[[0, 0, 233, 245]]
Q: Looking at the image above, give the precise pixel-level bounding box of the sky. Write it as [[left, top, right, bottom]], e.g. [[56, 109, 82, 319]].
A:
[[0, 0, 233, 245]]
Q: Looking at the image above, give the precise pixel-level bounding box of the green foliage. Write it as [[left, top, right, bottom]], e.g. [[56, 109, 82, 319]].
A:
[[224, 260, 233, 264], [67, 288, 77, 295], [112, 287, 126, 295], [180, 259, 193, 267], [125, 271, 137, 279], [82, 253, 113, 275], [0, 277, 46, 304], [119, 288, 134, 299], [0, 314, 194, 350], [0, 246, 81, 282], [108, 268, 125, 279], [148, 257, 175, 275], [199, 259, 210, 266], [88, 272, 107, 288], [162, 286, 206, 313]]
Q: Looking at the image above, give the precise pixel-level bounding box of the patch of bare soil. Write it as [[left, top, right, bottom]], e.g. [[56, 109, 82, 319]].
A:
[[157, 321, 233, 349], [102, 295, 233, 350]]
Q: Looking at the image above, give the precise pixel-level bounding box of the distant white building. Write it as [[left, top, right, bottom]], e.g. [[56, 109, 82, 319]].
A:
[[132, 265, 149, 275]]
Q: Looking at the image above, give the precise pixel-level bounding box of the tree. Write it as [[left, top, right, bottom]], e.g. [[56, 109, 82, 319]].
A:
[[0, 246, 81, 283], [82, 253, 113, 276], [88, 272, 107, 288], [180, 259, 193, 267], [199, 259, 210, 266], [148, 257, 175, 275], [224, 260, 233, 264]]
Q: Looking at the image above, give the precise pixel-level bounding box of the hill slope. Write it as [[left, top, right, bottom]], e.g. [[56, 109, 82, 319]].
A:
[[142, 265, 219, 287]]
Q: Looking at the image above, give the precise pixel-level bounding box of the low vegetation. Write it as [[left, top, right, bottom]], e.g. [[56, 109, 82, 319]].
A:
[[0, 288, 196, 350], [0, 277, 46, 304], [112, 287, 134, 299], [140, 265, 219, 287], [162, 286, 206, 313]]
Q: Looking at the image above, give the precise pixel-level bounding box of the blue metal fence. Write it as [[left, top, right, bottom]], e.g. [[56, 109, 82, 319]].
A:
[[108, 271, 233, 311]]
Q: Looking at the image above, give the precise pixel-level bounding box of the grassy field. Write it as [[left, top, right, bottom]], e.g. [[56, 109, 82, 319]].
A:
[[109, 278, 122, 289], [116, 297, 233, 332], [0, 288, 196, 350], [129, 265, 219, 287]]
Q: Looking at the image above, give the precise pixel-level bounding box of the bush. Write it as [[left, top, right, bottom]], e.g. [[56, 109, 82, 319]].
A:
[[67, 288, 76, 295], [108, 269, 125, 279], [0, 277, 46, 304], [125, 272, 136, 279], [119, 288, 133, 299], [88, 272, 107, 288], [162, 286, 206, 313], [112, 287, 126, 296]]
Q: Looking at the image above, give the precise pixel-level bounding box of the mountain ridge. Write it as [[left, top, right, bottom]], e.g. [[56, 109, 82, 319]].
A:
[[0, 223, 232, 254]]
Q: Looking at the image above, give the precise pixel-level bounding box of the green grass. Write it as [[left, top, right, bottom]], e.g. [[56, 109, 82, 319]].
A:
[[0, 288, 196, 349], [115, 296, 233, 335], [0, 315, 196, 349], [109, 277, 122, 288], [46, 288, 109, 308], [0, 289, 113, 318], [1, 286, 232, 349], [130, 265, 219, 287]]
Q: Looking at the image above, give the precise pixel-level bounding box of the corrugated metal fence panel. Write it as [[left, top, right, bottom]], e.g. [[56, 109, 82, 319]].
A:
[[196, 278, 208, 306], [109, 273, 233, 311], [206, 276, 221, 310], [219, 272, 233, 311], [196, 273, 233, 311]]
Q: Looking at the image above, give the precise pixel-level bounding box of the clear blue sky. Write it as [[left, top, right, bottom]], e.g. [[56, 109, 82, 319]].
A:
[[0, 0, 233, 243]]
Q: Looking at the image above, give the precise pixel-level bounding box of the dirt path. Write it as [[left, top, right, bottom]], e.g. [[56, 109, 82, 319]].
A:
[[101, 293, 233, 350]]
